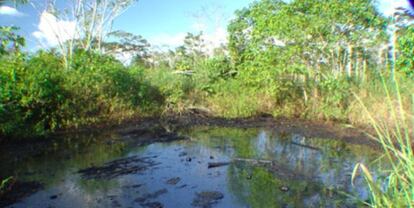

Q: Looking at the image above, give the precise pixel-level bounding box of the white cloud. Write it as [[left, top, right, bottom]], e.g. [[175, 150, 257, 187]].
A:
[[204, 26, 227, 49], [146, 28, 226, 58], [32, 11, 78, 47], [0, 6, 23, 16], [192, 22, 207, 32], [148, 27, 227, 54], [380, 0, 409, 16], [148, 32, 187, 49]]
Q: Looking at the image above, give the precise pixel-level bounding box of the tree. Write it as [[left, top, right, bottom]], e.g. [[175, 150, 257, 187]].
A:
[[397, 25, 414, 77], [228, 0, 387, 81], [33, 0, 138, 69], [391, 8, 414, 79], [0, 26, 25, 56], [172, 32, 207, 71], [103, 30, 150, 66]]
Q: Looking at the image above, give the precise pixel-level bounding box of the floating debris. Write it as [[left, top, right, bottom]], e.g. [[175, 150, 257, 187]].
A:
[[207, 162, 231, 169], [166, 177, 181, 185], [77, 156, 159, 180], [134, 189, 168, 205], [192, 191, 224, 208], [280, 186, 289, 192]]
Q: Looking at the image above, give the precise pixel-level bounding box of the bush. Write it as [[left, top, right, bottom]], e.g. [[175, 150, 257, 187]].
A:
[[142, 67, 196, 113], [0, 52, 67, 136], [193, 56, 234, 94], [0, 50, 163, 138]]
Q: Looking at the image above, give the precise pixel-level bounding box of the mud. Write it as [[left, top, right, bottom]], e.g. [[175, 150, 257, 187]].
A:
[[0, 114, 378, 160], [116, 114, 378, 148], [78, 155, 160, 180]]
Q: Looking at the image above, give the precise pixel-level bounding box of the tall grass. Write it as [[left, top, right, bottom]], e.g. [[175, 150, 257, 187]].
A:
[[352, 76, 414, 207]]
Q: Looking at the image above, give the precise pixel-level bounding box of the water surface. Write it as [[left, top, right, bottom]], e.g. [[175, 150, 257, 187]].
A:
[[0, 127, 384, 208]]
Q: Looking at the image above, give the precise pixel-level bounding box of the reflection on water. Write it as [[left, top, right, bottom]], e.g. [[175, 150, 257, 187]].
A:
[[0, 127, 384, 208]]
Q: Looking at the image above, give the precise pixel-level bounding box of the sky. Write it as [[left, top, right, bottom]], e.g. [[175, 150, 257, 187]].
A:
[[0, 0, 411, 51]]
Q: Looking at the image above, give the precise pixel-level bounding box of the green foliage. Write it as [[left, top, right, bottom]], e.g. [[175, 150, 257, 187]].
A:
[[310, 75, 352, 119], [352, 79, 414, 207], [143, 67, 195, 112], [193, 56, 234, 94], [209, 80, 263, 117], [168, 32, 207, 71], [397, 26, 414, 77], [0, 49, 162, 138], [0, 52, 65, 135], [0, 26, 25, 56], [1, 1, 414, 206], [105, 30, 151, 66], [228, 0, 386, 80], [66, 49, 151, 115]]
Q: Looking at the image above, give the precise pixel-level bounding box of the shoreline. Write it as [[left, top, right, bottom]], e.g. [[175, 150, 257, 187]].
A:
[[1, 113, 377, 148]]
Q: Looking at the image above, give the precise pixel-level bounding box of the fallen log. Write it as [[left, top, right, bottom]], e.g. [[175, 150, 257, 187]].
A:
[[290, 141, 321, 151], [208, 162, 231, 169]]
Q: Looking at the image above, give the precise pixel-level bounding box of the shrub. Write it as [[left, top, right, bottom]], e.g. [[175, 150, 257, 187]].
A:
[[0, 50, 163, 138], [0, 52, 67, 136], [193, 56, 234, 94]]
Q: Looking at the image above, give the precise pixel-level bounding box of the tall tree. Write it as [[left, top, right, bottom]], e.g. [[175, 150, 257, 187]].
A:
[[103, 30, 150, 65], [33, 0, 138, 69], [173, 32, 207, 71], [0, 26, 25, 56], [228, 0, 387, 81]]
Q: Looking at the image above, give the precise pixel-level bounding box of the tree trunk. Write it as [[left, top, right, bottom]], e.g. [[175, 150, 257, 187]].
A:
[[347, 44, 353, 78], [362, 59, 367, 83], [392, 30, 398, 81]]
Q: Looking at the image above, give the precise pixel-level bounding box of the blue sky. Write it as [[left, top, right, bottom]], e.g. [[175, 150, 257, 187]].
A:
[[114, 0, 252, 38], [0, 0, 410, 50]]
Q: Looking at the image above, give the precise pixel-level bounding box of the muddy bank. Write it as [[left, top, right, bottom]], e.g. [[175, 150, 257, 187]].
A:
[[115, 114, 378, 148], [0, 114, 379, 157]]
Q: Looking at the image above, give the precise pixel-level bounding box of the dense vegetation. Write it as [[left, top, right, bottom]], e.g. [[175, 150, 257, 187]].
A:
[[1, 0, 414, 206], [2, 0, 413, 138]]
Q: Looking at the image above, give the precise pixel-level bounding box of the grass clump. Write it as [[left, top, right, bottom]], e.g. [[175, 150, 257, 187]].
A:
[[352, 77, 414, 207]]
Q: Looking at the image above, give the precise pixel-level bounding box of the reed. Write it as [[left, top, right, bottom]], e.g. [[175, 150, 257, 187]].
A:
[[352, 76, 414, 207]]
